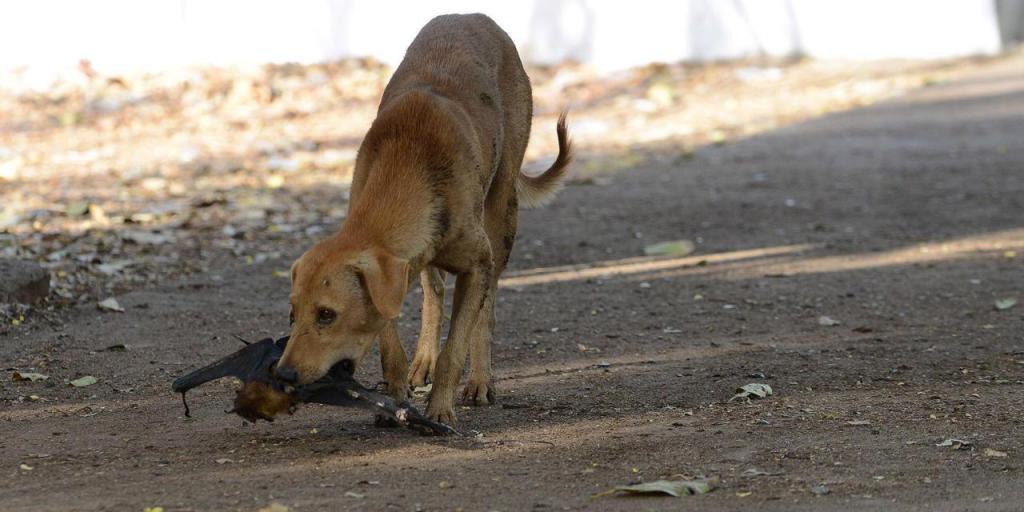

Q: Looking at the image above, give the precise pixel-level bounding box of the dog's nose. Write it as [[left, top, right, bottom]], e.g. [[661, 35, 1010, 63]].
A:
[[274, 365, 299, 384]]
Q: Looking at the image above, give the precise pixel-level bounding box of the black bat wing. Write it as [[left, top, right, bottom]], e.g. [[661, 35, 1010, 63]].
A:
[[171, 337, 287, 394], [296, 380, 463, 436]]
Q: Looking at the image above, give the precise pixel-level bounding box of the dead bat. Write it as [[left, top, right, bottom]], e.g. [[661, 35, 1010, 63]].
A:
[[171, 336, 462, 436]]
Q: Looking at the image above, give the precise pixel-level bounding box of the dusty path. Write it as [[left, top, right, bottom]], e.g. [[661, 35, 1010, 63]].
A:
[[3, 56, 1024, 511]]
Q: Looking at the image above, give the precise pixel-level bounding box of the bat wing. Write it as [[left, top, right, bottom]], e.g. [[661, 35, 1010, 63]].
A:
[[171, 337, 287, 394], [296, 379, 463, 436]]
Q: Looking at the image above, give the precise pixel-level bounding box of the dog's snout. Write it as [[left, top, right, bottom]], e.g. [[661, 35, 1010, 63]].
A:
[[274, 364, 299, 384]]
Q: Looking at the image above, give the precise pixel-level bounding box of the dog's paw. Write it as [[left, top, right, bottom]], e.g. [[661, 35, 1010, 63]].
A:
[[386, 380, 412, 403], [461, 378, 496, 406], [425, 400, 457, 427], [408, 351, 437, 387]]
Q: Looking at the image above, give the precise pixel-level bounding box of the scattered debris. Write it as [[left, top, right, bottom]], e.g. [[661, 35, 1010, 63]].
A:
[[818, 315, 841, 326], [97, 298, 125, 313], [594, 479, 714, 498], [643, 240, 695, 257], [810, 484, 830, 496], [936, 439, 973, 450], [994, 298, 1017, 311], [846, 420, 872, 426], [741, 468, 783, 478], [12, 371, 48, 382], [70, 376, 98, 387], [256, 503, 290, 512], [729, 383, 773, 402], [983, 448, 1008, 458]]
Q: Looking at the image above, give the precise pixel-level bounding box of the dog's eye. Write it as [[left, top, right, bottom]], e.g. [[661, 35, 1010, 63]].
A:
[[316, 307, 336, 326]]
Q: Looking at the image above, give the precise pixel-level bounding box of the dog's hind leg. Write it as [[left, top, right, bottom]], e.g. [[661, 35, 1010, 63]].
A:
[[462, 280, 497, 405], [410, 267, 445, 387]]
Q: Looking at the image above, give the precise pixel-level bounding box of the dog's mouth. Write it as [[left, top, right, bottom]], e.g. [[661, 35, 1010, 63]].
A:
[[328, 358, 356, 381]]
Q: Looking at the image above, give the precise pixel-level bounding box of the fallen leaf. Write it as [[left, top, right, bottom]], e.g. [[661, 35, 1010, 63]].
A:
[[811, 484, 830, 496], [96, 260, 135, 275], [143, 508, 164, 512], [594, 479, 714, 498], [729, 383, 773, 402], [741, 468, 782, 478], [344, 491, 365, 499], [644, 240, 695, 257], [20, 463, 33, 471], [70, 376, 98, 387], [12, 372, 49, 382], [64, 201, 91, 217], [818, 315, 841, 326], [983, 448, 1008, 458], [215, 458, 234, 464], [257, 504, 290, 512], [994, 298, 1017, 311], [97, 298, 125, 312], [846, 420, 872, 426], [936, 438, 972, 450], [122, 230, 173, 245]]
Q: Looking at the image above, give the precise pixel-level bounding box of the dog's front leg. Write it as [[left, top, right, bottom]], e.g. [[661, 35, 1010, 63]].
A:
[[409, 267, 445, 387], [379, 320, 410, 402], [427, 262, 491, 426]]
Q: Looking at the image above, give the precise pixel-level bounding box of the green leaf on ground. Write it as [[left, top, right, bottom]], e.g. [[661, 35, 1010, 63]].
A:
[[70, 376, 98, 387], [643, 240, 695, 257], [994, 298, 1017, 310], [594, 479, 714, 498]]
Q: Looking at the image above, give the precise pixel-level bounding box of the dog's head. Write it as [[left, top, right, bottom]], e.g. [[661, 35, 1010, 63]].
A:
[[275, 240, 409, 385]]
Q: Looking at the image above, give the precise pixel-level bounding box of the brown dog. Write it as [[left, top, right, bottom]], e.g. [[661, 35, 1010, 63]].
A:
[[276, 13, 572, 426]]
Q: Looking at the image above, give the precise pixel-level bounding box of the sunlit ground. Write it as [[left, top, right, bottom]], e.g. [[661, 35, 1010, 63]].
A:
[[0, 54, 1001, 315]]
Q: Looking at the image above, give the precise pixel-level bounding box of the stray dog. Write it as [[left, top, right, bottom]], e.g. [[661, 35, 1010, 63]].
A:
[[276, 13, 572, 426]]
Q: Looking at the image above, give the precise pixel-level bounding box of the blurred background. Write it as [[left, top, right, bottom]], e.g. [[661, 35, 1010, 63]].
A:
[[1, 0, 1023, 319]]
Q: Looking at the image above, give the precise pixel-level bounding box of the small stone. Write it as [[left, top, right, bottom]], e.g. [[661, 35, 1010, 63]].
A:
[[0, 259, 49, 304]]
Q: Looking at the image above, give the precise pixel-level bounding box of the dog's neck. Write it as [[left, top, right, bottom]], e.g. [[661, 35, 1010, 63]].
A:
[[339, 91, 454, 261]]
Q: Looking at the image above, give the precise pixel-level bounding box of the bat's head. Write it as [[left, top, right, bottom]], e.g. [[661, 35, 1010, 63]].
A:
[[275, 237, 409, 386]]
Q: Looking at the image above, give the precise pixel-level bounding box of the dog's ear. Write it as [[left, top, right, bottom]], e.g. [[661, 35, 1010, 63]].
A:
[[289, 258, 300, 284], [359, 248, 409, 319]]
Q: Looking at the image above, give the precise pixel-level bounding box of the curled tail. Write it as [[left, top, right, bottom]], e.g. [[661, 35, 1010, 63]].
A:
[[517, 112, 573, 208]]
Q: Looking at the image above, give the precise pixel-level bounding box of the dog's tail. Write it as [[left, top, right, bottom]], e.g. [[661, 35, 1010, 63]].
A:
[[517, 112, 573, 208]]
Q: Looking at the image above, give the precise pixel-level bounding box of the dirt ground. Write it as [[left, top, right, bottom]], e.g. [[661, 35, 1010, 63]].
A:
[[2, 53, 1024, 511]]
